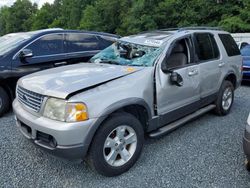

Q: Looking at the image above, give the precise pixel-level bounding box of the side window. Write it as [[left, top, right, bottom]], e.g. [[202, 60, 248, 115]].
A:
[[165, 38, 191, 70], [218, 34, 241, 56], [98, 36, 116, 49], [66, 33, 100, 53], [194, 33, 220, 61], [27, 34, 64, 56]]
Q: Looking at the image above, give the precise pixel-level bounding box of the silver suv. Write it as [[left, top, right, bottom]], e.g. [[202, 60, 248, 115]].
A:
[[13, 27, 242, 176]]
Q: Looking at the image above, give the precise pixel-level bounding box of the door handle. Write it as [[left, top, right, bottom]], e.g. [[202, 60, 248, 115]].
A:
[[54, 62, 67, 66], [188, 69, 198, 76], [218, 62, 225, 67]]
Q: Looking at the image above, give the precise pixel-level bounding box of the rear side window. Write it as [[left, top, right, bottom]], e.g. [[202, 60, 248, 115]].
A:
[[194, 33, 220, 61], [219, 34, 240, 56], [98, 36, 116, 49], [66, 33, 100, 52], [27, 34, 64, 56]]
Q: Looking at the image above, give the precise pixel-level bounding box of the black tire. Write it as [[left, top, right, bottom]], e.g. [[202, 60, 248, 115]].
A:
[[0, 87, 10, 117], [214, 81, 234, 116], [87, 112, 144, 177]]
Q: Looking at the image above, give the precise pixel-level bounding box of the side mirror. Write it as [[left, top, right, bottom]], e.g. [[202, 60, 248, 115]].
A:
[[161, 62, 172, 74], [19, 49, 33, 59], [170, 72, 184, 87]]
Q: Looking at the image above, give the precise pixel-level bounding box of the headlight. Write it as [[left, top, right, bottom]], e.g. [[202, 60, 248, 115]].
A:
[[43, 98, 88, 122]]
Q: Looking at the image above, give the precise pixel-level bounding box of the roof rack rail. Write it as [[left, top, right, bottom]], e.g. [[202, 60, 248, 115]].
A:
[[37, 28, 64, 32], [158, 27, 223, 32]]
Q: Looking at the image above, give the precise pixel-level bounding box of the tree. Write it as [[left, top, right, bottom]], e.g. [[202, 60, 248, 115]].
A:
[[51, 0, 93, 29], [32, 3, 56, 30], [79, 0, 131, 34], [5, 0, 37, 33], [0, 6, 10, 35], [1, 0, 250, 36]]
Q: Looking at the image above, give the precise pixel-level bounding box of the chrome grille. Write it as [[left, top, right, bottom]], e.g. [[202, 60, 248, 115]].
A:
[[17, 86, 44, 112]]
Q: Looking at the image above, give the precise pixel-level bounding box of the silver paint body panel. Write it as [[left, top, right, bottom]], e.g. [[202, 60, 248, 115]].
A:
[[13, 29, 242, 159]]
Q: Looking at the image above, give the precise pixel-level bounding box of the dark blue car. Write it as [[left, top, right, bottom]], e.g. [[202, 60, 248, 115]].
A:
[[241, 45, 250, 81], [0, 28, 119, 116]]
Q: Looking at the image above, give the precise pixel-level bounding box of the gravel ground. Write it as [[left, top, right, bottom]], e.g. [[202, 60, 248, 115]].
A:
[[1, 84, 250, 188]]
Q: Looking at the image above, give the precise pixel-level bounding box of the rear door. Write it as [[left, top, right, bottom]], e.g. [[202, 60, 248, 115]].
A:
[[219, 34, 242, 83], [193, 33, 222, 99], [65, 33, 101, 63]]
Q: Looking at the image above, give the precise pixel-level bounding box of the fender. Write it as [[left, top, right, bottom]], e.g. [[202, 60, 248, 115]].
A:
[[66, 69, 143, 100], [98, 97, 152, 119], [223, 71, 238, 88], [82, 98, 152, 153]]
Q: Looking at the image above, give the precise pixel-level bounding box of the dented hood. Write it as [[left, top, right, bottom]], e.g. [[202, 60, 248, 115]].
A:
[[18, 63, 144, 99]]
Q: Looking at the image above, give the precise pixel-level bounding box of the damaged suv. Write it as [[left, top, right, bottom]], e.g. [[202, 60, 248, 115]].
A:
[[13, 27, 242, 176]]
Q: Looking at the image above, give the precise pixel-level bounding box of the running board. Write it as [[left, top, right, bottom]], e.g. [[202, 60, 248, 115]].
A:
[[148, 104, 216, 138]]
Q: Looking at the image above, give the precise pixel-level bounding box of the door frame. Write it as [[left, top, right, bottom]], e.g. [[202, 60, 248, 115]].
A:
[[153, 34, 201, 128]]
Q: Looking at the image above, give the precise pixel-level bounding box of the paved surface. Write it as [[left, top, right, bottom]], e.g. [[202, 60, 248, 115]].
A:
[[1, 84, 250, 188]]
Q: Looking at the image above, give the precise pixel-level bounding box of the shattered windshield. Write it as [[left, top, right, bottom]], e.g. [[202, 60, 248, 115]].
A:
[[90, 41, 164, 67]]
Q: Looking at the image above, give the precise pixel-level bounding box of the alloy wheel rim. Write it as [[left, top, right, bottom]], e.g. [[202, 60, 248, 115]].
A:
[[222, 87, 233, 111], [103, 125, 137, 167]]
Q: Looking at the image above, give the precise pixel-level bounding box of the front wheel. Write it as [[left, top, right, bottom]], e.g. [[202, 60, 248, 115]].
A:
[[214, 81, 234, 116], [87, 113, 144, 177], [0, 87, 10, 117]]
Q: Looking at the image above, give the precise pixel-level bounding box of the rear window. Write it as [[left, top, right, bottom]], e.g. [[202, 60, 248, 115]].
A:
[[219, 34, 240, 57], [194, 33, 220, 61]]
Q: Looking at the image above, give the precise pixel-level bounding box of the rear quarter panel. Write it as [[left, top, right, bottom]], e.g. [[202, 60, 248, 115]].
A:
[[215, 33, 242, 88]]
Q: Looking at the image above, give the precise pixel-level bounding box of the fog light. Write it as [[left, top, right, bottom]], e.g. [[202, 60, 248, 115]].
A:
[[49, 136, 57, 148]]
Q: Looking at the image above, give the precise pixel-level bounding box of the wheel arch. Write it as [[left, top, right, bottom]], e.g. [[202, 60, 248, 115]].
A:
[[83, 98, 152, 154], [0, 78, 14, 101], [224, 72, 237, 89]]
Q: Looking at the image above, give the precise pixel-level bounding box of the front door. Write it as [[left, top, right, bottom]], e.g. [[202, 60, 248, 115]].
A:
[[12, 33, 66, 78], [156, 37, 200, 127]]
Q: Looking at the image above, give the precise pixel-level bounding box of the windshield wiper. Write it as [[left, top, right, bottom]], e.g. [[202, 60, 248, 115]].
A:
[[129, 64, 144, 67], [100, 59, 120, 65]]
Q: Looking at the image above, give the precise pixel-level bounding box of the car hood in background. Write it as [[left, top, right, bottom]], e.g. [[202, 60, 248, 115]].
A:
[[18, 63, 144, 99]]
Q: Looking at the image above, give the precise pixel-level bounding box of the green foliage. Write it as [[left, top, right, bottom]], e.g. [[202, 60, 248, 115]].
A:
[[5, 0, 37, 33], [1, 0, 250, 36], [32, 3, 55, 30], [0, 6, 10, 35], [79, 0, 130, 33]]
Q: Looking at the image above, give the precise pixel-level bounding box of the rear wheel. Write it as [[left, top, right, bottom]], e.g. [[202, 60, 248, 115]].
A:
[[0, 87, 10, 117], [87, 112, 144, 177], [214, 81, 234, 116]]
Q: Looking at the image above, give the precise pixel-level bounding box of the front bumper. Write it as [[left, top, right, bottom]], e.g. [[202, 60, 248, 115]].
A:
[[243, 115, 250, 160], [13, 99, 97, 161]]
